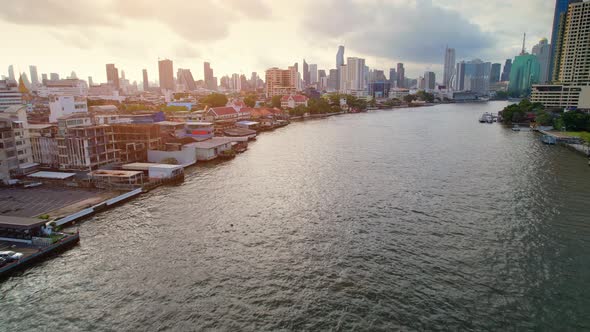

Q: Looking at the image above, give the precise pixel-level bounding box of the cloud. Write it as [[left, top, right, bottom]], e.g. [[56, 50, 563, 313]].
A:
[[175, 45, 201, 59], [219, 0, 273, 19], [0, 0, 115, 27], [303, 0, 494, 64]]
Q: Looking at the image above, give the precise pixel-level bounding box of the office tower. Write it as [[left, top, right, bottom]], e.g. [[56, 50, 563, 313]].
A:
[[339, 65, 348, 92], [41, 73, 48, 82], [343, 57, 366, 94], [88, 76, 94, 86], [105, 64, 120, 90], [328, 69, 339, 91], [120, 70, 125, 80], [532, 38, 551, 83], [250, 72, 258, 89], [424, 71, 436, 90], [456, 59, 491, 94], [302, 60, 310, 85], [396, 63, 405, 88], [443, 47, 456, 88], [177, 68, 196, 91], [508, 55, 540, 94], [7, 65, 15, 82], [549, 0, 582, 82], [293, 62, 298, 73], [29, 66, 39, 86], [531, 1, 590, 109], [389, 68, 397, 86], [309, 64, 318, 84], [490, 63, 502, 83], [158, 59, 174, 91], [501, 59, 512, 81], [142, 69, 149, 91], [204, 62, 216, 90], [336, 46, 345, 90], [265, 67, 297, 97]]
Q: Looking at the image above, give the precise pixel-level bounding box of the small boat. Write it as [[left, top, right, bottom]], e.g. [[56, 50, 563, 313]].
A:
[[512, 125, 521, 131], [541, 135, 557, 145]]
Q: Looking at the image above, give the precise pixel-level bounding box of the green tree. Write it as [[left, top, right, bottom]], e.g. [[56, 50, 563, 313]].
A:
[[416, 91, 435, 103], [403, 94, 417, 103], [290, 105, 308, 116], [199, 93, 228, 108], [244, 95, 257, 107], [562, 111, 590, 131], [271, 95, 283, 108], [161, 105, 188, 113], [308, 98, 331, 114]]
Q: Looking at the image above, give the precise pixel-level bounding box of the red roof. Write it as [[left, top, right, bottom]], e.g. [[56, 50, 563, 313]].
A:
[[280, 95, 308, 102], [209, 107, 238, 116]]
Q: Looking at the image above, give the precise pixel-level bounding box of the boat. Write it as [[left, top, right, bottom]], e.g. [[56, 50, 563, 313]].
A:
[[512, 125, 521, 131], [479, 112, 493, 123], [541, 135, 557, 145]]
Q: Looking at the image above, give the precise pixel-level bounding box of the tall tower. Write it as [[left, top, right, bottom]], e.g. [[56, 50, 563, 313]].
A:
[[106, 64, 120, 90], [549, 0, 582, 82], [396, 63, 405, 88], [142, 69, 149, 91], [443, 46, 456, 88], [29, 66, 39, 86], [158, 59, 174, 91]]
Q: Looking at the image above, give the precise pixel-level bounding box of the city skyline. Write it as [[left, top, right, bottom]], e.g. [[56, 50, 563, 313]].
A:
[[0, 0, 554, 84]]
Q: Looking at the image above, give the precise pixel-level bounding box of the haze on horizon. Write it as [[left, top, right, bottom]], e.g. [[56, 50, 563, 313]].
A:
[[0, 0, 553, 83]]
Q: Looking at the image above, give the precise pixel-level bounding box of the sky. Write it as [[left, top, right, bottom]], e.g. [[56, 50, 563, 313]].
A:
[[0, 0, 555, 85]]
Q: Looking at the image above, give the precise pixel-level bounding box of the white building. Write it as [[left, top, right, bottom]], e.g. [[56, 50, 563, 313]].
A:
[[49, 96, 89, 123], [0, 106, 35, 184], [0, 80, 22, 112], [309, 64, 318, 84], [443, 47, 456, 89], [37, 79, 88, 98]]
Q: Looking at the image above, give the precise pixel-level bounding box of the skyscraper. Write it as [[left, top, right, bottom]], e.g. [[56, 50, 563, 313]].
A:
[[457, 59, 491, 94], [309, 64, 318, 84], [389, 68, 397, 86], [455, 61, 466, 90], [344, 57, 366, 94], [177, 68, 196, 91], [88, 76, 94, 86], [29, 66, 39, 86], [302, 60, 310, 85], [490, 63, 502, 83], [142, 69, 149, 91], [532, 38, 551, 83], [336, 46, 345, 90], [41, 74, 48, 82], [328, 69, 339, 91], [250, 72, 258, 89], [501, 59, 512, 81], [424, 71, 436, 90], [158, 59, 174, 91], [396, 63, 405, 88], [265, 67, 297, 97], [50, 73, 59, 81], [106, 64, 120, 90], [443, 47, 456, 88], [549, 0, 582, 82], [7, 65, 15, 82], [508, 55, 540, 95], [531, 1, 590, 109], [204, 62, 216, 90]]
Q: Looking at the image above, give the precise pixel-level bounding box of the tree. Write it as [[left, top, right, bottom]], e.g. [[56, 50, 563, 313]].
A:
[[244, 95, 257, 107], [416, 91, 435, 103], [271, 95, 283, 108], [308, 98, 331, 114], [199, 93, 228, 108], [403, 94, 417, 103], [290, 105, 308, 116], [161, 105, 188, 113], [562, 111, 590, 131]]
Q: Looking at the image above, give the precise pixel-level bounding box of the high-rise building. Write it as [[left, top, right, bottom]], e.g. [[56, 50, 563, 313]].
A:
[[29, 66, 39, 86], [490, 63, 502, 83], [342, 57, 366, 95], [204, 62, 216, 90], [457, 59, 491, 94], [41, 73, 48, 82], [389, 68, 397, 86], [549, 0, 582, 83], [532, 38, 551, 83], [424, 71, 436, 90], [105, 64, 120, 90], [50, 73, 59, 81], [339, 65, 348, 92], [532, 1, 590, 110], [142, 69, 149, 91], [508, 54, 540, 95], [396, 63, 405, 88], [0, 80, 22, 111], [501, 59, 512, 81], [250, 72, 258, 89], [302, 60, 310, 85], [7, 65, 15, 82], [158, 59, 174, 91], [328, 69, 339, 91], [309, 64, 318, 84], [336, 46, 345, 90], [177, 68, 196, 91], [0, 106, 33, 184], [443, 47, 456, 88], [230, 73, 241, 92], [265, 67, 297, 97], [88, 76, 94, 86]]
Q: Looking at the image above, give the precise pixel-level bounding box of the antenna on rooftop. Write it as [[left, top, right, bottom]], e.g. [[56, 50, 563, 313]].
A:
[[520, 33, 527, 55]]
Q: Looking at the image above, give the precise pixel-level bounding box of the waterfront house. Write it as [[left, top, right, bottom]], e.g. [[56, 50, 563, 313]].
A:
[[185, 122, 214, 140], [205, 107, 239, 121], [281, 95, 309, 109], [88, 169, 144, 187], [194, 137, 236, 161]]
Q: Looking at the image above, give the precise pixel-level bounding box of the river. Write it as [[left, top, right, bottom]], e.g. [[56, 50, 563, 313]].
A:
[[2, 102, 590, 331]]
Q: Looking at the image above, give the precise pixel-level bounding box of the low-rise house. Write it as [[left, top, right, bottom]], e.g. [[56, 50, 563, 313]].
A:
[[147, 142, 197, 167], [122, 162, 184, 180], [205, 106, 239, 121], [194, 137, 236, 161], [281, 95, 309, 109]]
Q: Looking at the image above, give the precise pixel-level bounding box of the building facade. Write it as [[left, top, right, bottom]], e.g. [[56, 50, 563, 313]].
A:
[[0, 106, 34, 183], [265, 67, 297, 98], [532, 38, 552, 84], [158, 59, 175, 91], [443, 47, 456, 88], [49, 96, 89, 123], [0, 80, 22, 111]]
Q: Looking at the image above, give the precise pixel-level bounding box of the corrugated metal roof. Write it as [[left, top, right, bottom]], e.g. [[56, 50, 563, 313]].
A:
[[28, 171, 76, 180]]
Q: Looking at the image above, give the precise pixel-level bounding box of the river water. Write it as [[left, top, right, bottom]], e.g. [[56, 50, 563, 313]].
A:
[[2, 102, 590, 331]]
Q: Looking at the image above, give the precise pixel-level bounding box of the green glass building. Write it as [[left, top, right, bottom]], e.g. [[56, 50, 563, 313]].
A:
[[508, 54, 541, 96]]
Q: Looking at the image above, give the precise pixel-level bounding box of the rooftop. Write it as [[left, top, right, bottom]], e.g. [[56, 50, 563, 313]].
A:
[[0, 215, 47, 230], [89, 170, 143, 178], [28, 171, 76, 180], [123, 163, 183, 171], [193, 137, 237, 149]]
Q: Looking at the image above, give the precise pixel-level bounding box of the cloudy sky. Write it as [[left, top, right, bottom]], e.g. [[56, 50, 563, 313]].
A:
[[1, 0, 554, 84]]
